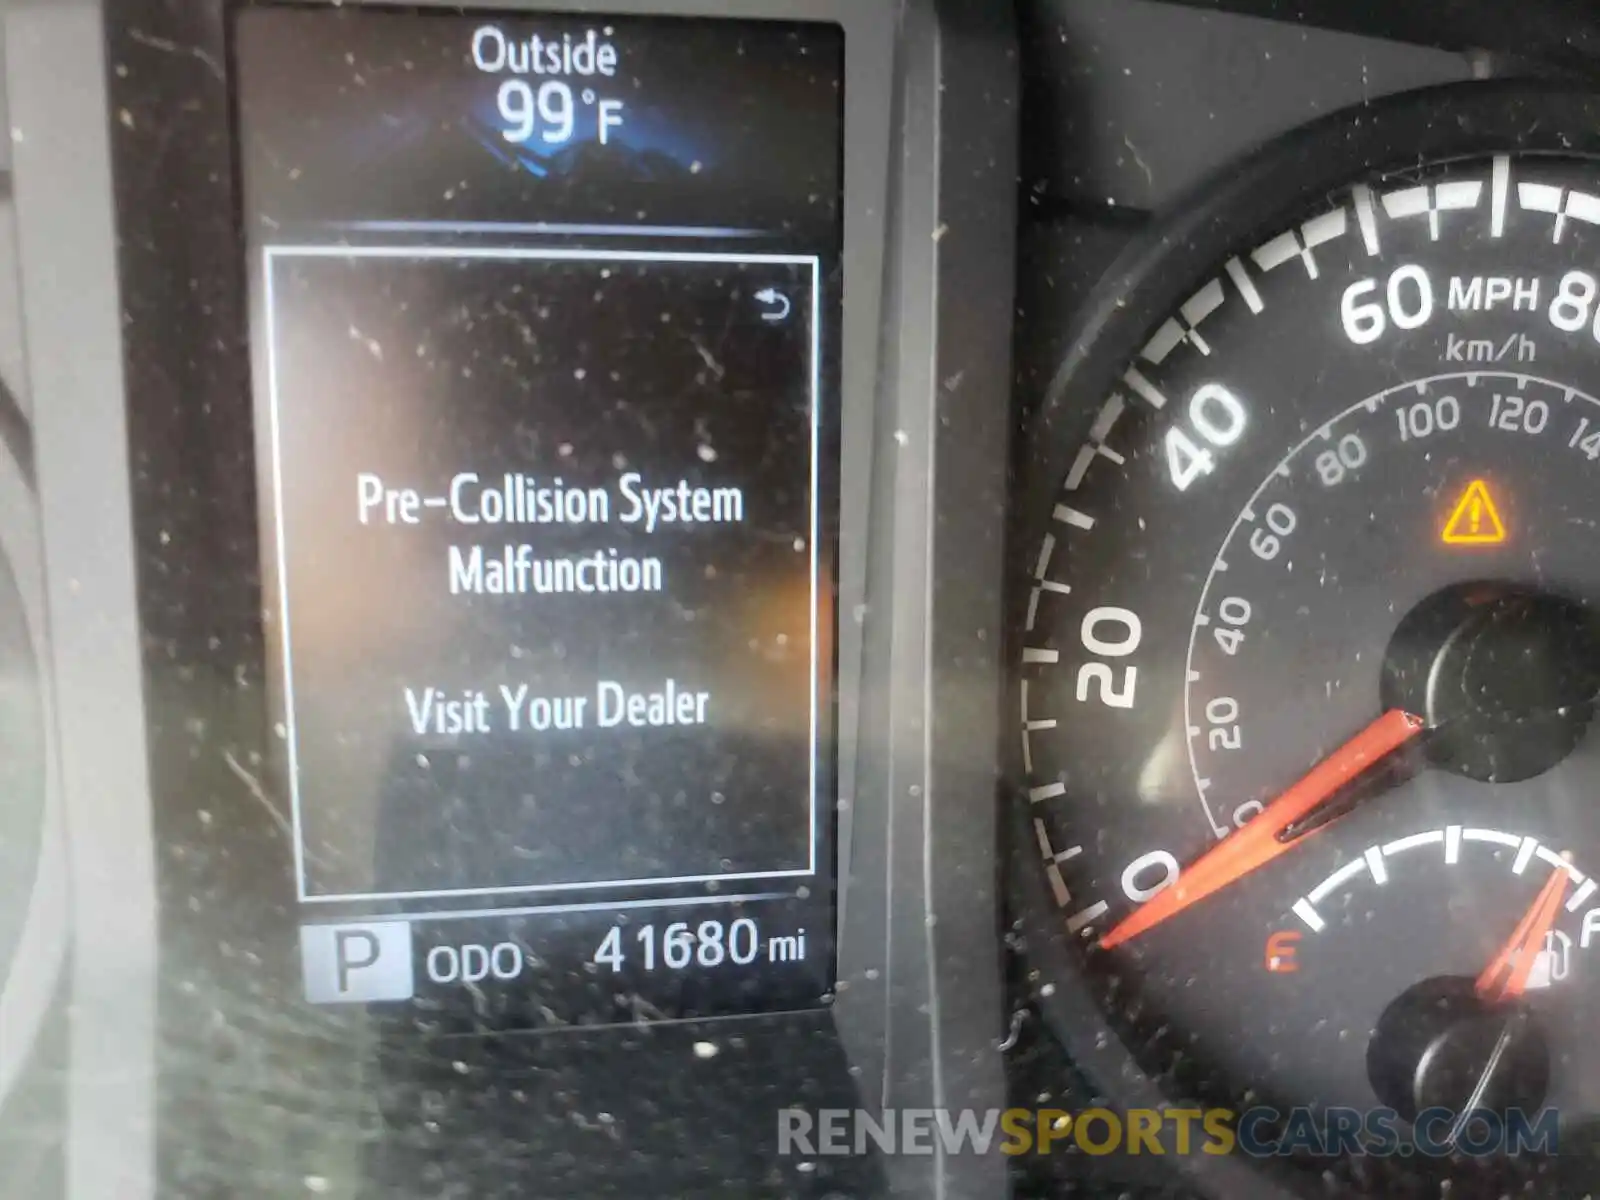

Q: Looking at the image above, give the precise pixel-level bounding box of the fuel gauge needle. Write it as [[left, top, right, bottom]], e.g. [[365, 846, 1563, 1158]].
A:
[[1098, 709, 1426, 950], [1476, 863, 1571, 1004]]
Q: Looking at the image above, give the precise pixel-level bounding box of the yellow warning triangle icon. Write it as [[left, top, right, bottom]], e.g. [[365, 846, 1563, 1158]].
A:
[[1440, 479, 1507, 546]]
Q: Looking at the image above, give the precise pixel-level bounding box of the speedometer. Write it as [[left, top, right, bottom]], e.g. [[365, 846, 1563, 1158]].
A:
[[1013, 82, 1600, 1196]]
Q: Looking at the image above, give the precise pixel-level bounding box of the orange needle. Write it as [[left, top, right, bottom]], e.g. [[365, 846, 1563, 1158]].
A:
[[1475, 865, 1571, 1003], [1098, 709, 1426, 950]]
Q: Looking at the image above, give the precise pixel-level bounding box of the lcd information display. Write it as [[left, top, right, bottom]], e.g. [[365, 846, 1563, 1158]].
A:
[[235, 7, 843, 1025]]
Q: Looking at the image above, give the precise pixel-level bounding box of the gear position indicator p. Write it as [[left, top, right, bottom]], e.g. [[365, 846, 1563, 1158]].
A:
[[300, 921, 416, 1003]]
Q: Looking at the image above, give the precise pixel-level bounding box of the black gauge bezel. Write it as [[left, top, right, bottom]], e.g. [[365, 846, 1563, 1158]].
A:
[[1010, 79, 1600, 1199]]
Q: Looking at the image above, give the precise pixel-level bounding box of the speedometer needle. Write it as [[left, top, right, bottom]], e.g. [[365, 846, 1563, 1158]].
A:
[[1476, 864, 1571, 1004], [1098, 709, 1426, 950]]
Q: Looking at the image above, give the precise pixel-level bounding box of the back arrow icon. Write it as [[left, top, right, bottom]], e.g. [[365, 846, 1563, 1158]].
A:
[[755, 287, 792, 322]]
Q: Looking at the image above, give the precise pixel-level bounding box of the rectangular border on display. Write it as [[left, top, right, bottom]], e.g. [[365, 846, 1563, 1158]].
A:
[[260, 244, 825, 904]]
